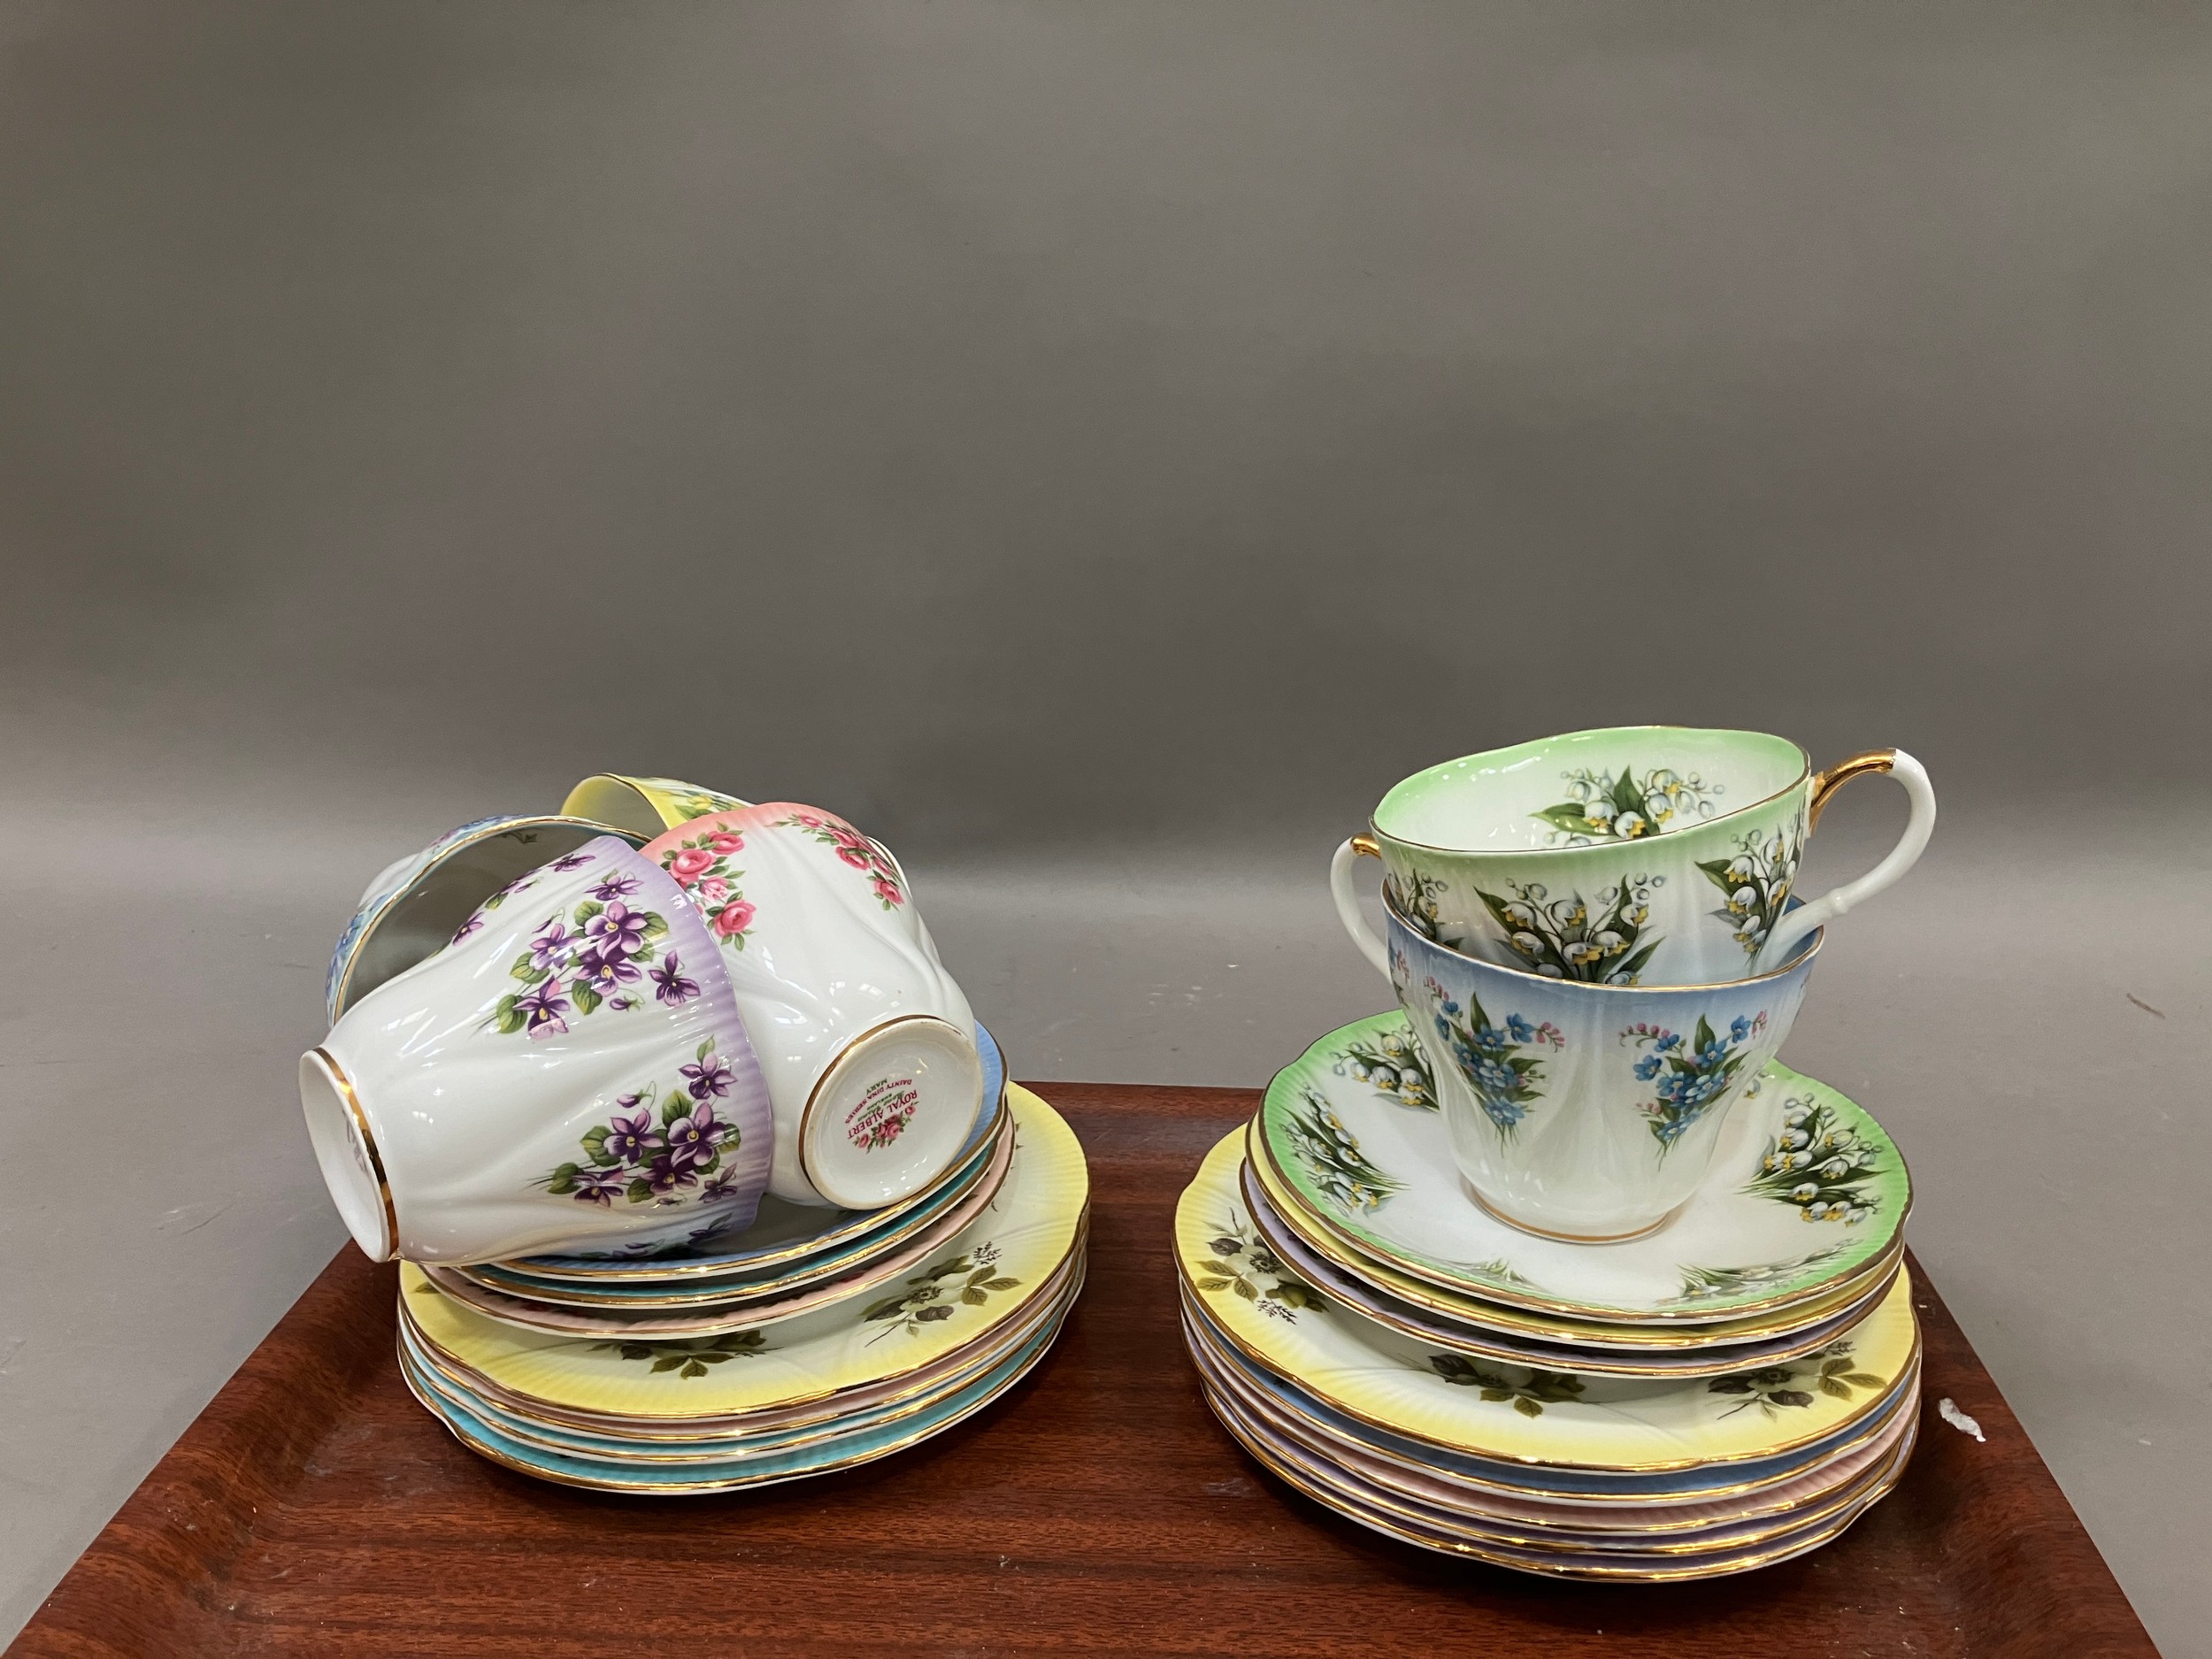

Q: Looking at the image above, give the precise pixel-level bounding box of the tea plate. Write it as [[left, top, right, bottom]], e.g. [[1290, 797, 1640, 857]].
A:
[[507, 1025, 1010, 1281], [1259, 1013, 1909, 1322], [1199, 1368, 1915, 1579], [1184, 1283, 1921, 1501], [423, 1113, 1017, 1338], [1180, 1127, 1916, 1471], [403, 1240, 1087, 1441], [1244, 1133, 1901, 1349], [401, 1259, 1083, 1464], [405, 1302, 1069, 1494], [1237, 1156, 1897, 1379], [1200, 1333, 1917, 1536], [1200, 1361, 1916, 1556], [403, 1084, 1087, 1420]]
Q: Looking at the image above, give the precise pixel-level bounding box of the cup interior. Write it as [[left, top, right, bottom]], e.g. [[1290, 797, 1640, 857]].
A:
[[298, 1049, 394, 1261], [1373, 727, 1807, 852], [340, 818, 636, 1017]]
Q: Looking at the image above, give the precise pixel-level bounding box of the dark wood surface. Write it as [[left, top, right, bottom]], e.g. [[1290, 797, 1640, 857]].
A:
[[12, 1084, 2156, 1658]]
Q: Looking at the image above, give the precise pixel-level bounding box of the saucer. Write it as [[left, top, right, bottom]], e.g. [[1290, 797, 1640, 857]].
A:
[[422, 1112, 1017, 1338], [1257, 1012, 1910, 1322], [402, 1084, 1087, 1422], [1236, 1156, 1898, 1379], [509, 1024, 1009, 1281], [1179, 1127, 1917, 1471], [1243, 1132, 1901, 1350]]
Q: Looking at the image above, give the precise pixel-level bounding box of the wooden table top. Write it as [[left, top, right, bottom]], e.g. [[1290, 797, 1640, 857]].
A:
[[10, 1083, 2157, 1657]]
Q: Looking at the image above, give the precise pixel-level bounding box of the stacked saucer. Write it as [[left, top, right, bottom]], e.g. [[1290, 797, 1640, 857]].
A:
[[401, 1076, 1087, 1492], [1178, 1011, 1918, 1578]]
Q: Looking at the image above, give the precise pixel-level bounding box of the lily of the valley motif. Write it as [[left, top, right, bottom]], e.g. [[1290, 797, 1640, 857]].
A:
[[1194, 1210, 1326, 1323], [539, 1040, 747, 1210], [1667, 1246, 1848, 1307], [775, 811, 906, 910], [1477, 873, 1666, 984], [488, 856, 682, 1040], [1623, 1011, 1768, 1151], [1333, 1022, 1438, 1111], [657, 826, 757, 950], [1533, 764, 1724, 845], [1424, 978, 1563, 1139], [1286, 1092, 1403, 1213], [1698, 825, 1803, 962], [1746, 1094, 1885, 1225]]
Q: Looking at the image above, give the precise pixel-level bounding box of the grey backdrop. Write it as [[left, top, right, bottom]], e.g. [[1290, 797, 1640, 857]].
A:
[[2, 2, 2206, 1649]]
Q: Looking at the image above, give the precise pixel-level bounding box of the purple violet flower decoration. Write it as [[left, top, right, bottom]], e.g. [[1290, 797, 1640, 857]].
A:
[[589, 873, 641, 902], [571, 1166, 625, 1206], [575, 945, 643, 993], [701, 1171, 739, 1202], [665, 1102, 727, 1168], [604, 1107, 663, 1165], [527, 919, 573, 972], [550, 852, 594, 872], [450, 912, 485, 946], [584, 901, 649, 958], [680, 1053, 733, 1101], [650, 951, 701, 1007], [514, 979, 572, 1040], [645, 1153, 699, 1196]]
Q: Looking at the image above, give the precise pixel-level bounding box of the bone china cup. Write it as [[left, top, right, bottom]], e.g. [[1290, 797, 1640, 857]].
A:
[[640, 804, 984, 1213], [1380, 899, 1819, 1240], [1332, 727, 1932, 987], [303, 836, 775, 1264]]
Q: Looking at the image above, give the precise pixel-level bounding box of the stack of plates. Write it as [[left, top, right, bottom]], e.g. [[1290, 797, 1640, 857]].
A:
[[1177, 1011, 1919, 1579], [398, 1037, 1089, 1493]]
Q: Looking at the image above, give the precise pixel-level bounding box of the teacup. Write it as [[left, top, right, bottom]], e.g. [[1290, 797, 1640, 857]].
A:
[[326, 814, 648, 1024], [303, 835, 776, 1263], [639, 804, 984, 1212], [559, 773, 750, 840], [1332, 727, 1932, 986], [1380, 896, 1819, 1240]]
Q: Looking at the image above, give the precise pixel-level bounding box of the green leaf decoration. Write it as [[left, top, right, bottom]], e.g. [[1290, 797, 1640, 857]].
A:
[[571, 980, 603, 1017], [545, 1164, 579, 1194], [962, 1287, 989, 1305], [492, 996, 526, 1035], [680, 1358, 707, 1379], [661, 1092, 689, 1127], [983, 1277, 1019, 1291], [572, 899, 605, 926], [1195, 1278, 1233, 1292], [580, 1127, 613, 1165], [1513, 1396, 1542, 1417], [626, 1179, 652, 1204]]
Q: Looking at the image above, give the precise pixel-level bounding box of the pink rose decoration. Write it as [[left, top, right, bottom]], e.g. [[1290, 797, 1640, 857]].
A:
[[871, 874, 903, 906], [707, 831, 744, 854], [667, 847, 715, 883], [698, 876, 729, 903], [712, 900, 756, 938], [835, 844, 872, 869]]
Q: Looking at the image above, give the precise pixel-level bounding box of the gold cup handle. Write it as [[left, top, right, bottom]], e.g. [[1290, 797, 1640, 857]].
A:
[[1330, 835, 1393, 979], [1758, 748, 1937, 969]]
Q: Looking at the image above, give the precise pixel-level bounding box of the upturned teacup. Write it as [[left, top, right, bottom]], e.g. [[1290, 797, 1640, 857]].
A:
[[1333, 726, 1932, 987], [1380, 895, 1819, 1240], [303, 835, 777, 1263], [639, 804, 984, 1212]]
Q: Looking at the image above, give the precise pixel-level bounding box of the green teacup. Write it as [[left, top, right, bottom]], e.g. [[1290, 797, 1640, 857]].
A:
[[1332, 727, 1933, 987]]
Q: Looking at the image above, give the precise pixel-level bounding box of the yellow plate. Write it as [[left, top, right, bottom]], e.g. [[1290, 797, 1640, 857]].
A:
[[1178, 1127, 1917, 1472]]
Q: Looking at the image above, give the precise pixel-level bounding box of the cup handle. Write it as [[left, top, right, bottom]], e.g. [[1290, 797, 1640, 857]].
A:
[[1330, 835, 1394, 979], [1755, 749, 1936, 970]]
